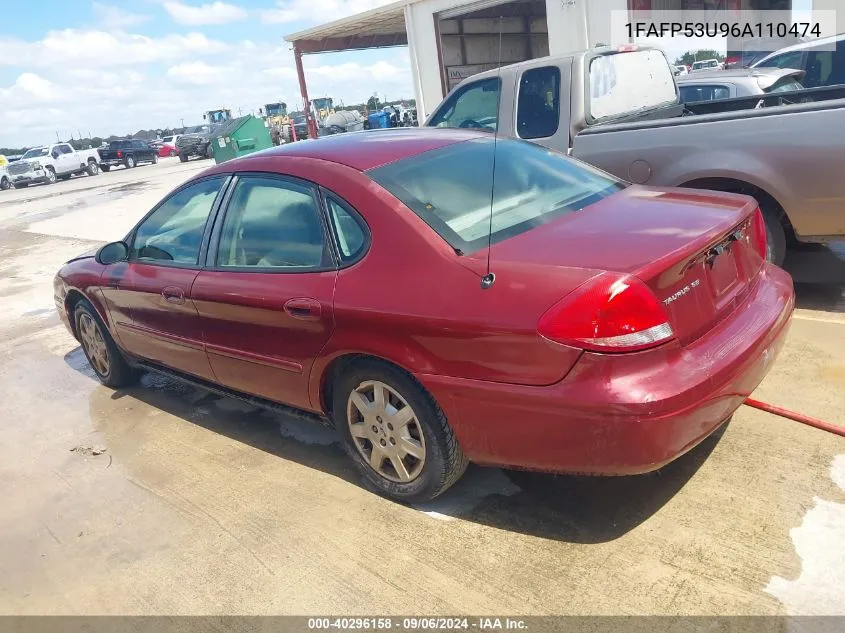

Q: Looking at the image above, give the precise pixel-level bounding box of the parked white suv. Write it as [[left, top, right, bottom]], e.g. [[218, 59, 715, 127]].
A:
[[7, 143, 101, 188]]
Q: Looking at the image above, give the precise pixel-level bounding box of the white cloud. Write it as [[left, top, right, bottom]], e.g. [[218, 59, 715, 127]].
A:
[[0, 29, 230, 69], [92, 2, 151, 29], [161, 0, 248, 25], [0, 29, 413, 148], [261, 0, 397, 24], [14, 74, 54, 100]]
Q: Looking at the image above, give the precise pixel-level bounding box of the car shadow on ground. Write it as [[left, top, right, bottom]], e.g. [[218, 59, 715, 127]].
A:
[[68, 348, 723, 543]]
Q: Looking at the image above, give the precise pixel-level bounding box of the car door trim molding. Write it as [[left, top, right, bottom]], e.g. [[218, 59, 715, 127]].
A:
[[119, 321, 205, 352], [205, 342, 303, 373]]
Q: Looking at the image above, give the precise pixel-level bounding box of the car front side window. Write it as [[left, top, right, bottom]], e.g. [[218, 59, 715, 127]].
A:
[[216, 176, 330, 270], [131, 176, 225, 265]]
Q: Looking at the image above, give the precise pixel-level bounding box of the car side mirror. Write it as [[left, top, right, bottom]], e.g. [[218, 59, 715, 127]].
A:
[[96, 241, 129, 265]]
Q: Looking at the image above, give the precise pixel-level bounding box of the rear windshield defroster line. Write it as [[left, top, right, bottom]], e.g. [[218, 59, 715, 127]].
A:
[[367, 137, 625, 254]]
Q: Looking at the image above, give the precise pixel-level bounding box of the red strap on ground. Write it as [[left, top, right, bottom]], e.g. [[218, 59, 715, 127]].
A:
[[744, 398, 845, 438]]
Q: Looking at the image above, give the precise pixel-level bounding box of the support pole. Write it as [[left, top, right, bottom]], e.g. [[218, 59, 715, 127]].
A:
[[294, 44, 319, 140]]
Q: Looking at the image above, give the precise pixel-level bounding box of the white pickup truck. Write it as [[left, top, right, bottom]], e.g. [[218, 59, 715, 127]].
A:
[[7, 143, 101, 188]]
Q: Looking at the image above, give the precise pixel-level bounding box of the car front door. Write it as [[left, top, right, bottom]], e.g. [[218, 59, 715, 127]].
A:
[[100, 174, 229, 380], [57, 144, 76, 174], [191, 174, 338, 411]]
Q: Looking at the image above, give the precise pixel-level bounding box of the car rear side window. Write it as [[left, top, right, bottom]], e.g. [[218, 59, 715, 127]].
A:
[[324, 194, 367, 263], [368, 138, 624, 254], [517, 66, 561, 140], [679, 85, 731, 103], [216, 176, 331, 270], [427, 77, 500, 132]]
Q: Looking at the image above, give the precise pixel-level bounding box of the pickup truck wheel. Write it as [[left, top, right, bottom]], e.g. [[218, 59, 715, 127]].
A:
[[0, 176, 9, 190], [101, 165, 110, 172], [74, 300, 138, 389], [86, 160, 99, 176], [761, 205, 787, 267], [179, 152, 188, 163], [124, 156, 136, 169], [45, 166, 57, 184], [333, 359, 469, 503]]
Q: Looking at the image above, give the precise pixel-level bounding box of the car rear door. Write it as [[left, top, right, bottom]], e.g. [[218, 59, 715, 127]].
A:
[[191, 173, 338, 411], [100, 174, 230, 380]]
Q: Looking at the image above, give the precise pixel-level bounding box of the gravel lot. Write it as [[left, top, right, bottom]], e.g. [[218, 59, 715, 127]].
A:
[[1, 156, 843, 616]]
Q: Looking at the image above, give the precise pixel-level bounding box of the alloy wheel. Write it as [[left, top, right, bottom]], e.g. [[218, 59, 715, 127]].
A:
[[347, 380, 426, 483], [78, 313, 110, 377]]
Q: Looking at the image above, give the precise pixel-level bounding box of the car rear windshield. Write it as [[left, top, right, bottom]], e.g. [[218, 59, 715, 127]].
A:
[[109, 140, 132, 148], [588, 49, 677, 121], [367, 137, 624, 254]]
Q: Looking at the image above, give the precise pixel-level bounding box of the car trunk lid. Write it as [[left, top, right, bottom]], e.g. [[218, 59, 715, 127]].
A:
[[487, 185, 766, 346]]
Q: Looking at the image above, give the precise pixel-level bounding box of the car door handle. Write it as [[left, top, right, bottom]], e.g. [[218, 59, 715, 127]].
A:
[[284, 298, 321, 320], [162, 286, 185, 305]]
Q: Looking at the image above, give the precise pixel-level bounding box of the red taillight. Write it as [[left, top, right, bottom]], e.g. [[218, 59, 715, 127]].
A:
[[749, 207, 768, 260], [117, 150, 123, 158], [538, 274, 675, 353]]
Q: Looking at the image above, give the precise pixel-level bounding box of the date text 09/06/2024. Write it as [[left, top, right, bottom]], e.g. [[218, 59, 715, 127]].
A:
[[626, 21, 822, 38], [307, 618, 528, 630]]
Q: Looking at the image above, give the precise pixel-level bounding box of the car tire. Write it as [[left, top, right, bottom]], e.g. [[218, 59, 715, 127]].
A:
[[760, 203, 787, 267], [45, 166, 57, 184], [86, 160, 99, 176], [74, 300, 138, 389], [151, 154, 158, 164], [205, 144, 213, 159], [0, 176, 9, 190], [125, 155, 136, 169], [101, 165, 111, 172], [179, 152, 188, 163], [332, 359, 469, 503]]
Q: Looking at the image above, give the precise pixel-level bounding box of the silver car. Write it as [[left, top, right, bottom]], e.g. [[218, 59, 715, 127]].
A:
[[676, 67, 805, 104]]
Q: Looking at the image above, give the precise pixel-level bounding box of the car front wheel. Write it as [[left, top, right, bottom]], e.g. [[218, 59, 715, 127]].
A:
[[74, 301, 137, 388], [333, 360, 468, 503]]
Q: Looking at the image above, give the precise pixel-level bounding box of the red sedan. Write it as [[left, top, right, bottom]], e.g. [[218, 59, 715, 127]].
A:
[[53, 129, 794, 502]]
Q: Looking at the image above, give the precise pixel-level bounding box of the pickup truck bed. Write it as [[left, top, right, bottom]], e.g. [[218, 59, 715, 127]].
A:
[[573, 86, 845, 262]]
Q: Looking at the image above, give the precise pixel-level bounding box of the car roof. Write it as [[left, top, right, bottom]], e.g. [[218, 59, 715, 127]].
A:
[[234, 127, 486, 171], [753, 33, 845, 64]]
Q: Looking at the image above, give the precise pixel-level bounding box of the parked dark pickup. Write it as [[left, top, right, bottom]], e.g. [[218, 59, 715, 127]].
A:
[[99, 139, 158, 171]]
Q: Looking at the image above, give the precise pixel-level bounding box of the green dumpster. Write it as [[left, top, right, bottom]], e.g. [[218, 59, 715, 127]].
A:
[[210, 114, 274, 164]]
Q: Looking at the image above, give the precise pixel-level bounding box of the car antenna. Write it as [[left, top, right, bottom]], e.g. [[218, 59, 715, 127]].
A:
[[480, 16, 504, 291]]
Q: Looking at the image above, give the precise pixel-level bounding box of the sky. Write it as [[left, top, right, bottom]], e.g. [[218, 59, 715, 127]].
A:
[[0, 0, 408, 147]]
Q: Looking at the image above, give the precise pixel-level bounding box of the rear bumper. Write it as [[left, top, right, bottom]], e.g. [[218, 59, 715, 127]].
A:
[[99, 159, 123, 166], [419, 263, 795, 475]]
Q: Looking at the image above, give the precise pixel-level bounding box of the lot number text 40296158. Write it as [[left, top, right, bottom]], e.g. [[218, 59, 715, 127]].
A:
[[307, 618, 528, 630]]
